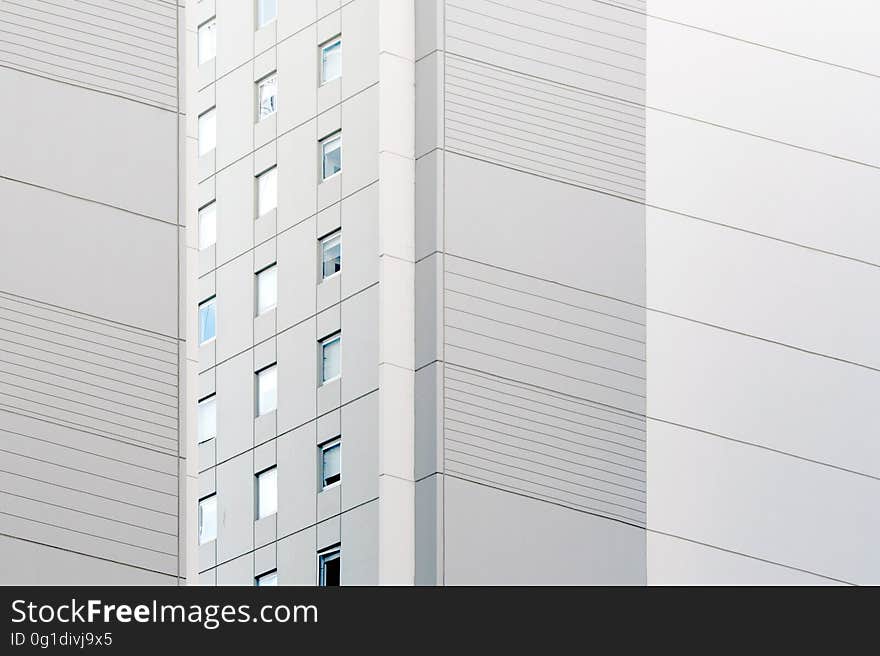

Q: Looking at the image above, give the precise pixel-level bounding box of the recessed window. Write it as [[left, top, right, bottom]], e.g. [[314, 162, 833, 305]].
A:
[[320, 439, 341, 489], [198, 297, 216, 344], [256, 364, 277, 416], [320, 334, 341, 384], [256, 570, 277, 586], [257, 73, 277, 120], [318, 548, 340, 586], [321, 133, 341, 180], [256, 264, 277, 315], [256, 166, 277, 217], [321, 37, 342, 84], [197, 394, 216, 443], [198, 107, 216, 156], [257, 0, 277, 27], [256, 466, 277, 519], [198, 18, 216, 65], [198, 201, 216, 250], [198, 494, 217, 544], [320, 231, 341, 280]]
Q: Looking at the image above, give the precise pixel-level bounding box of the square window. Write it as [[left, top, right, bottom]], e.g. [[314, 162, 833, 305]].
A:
[[321, 133, 341, 180], [318, 548, 340, 586], [320, 232, 341, 280], [320, 439, 341, 489], [257, 0, 277, 27], [256, 570, 277, 586], [320, 334, 341, 384], [256, 166, 277, 217], [198, 202, 216, 250], [256, 365, 277, 416], [198, 18, 216, 65], [198, 494, 217, 544], [321, 37, 341, 84], [198, 108, 216, 156], [256, 264, 277, 315], [256, 466, 277, 519], [257, 73, 277, 120], [197, 395, 216, 443], [198, 297, 216, 344]]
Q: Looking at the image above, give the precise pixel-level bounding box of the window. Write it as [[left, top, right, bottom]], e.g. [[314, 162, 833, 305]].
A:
[[256, 364, 277, 416], [197, 395, 216, 443], [256, 570, 277, 586], [320, 231, 341, 280], [320, 334, 341, 384], [198, 107, 216, 156], [256, 264, 277, 315], [256, 166, 277, 216], [321, 133, 341, 180], [321, 37, 341, 84], [198, 494, 217, 544], [320, 439, 341, 489], [198, 202, 216, 250], [257, 73, 277, 120], [256, 466, 277, 519], [198, 18, 216, 65], [257, 0, 276, 27], [198, 297, 216, 344], [318, 548, 340, 586]]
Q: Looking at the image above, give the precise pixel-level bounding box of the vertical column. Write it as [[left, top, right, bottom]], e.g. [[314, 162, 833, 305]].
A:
[[377, 0, 417, 585]]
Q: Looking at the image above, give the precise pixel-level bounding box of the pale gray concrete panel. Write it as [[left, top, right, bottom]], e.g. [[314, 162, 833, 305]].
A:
[[444, 153, 645, 305], [215, 64, 256, 172], [339, 183, 379, 299], [340, 391, 378, 512], [215, 252, 255, 364], [444, 476, 646, 584], [652, 0, 880, 75], [340, 85, 380, 197], [0, 69, 177, 218], [278, 526, 317, 585], [647, 312, 880, 477], [340, 499, 378, 585], [215, 156, 256, 266], [340, 285, 378, 405], [647, 419, 880, 584], [415, 363, 442, 480], [277, 22, 318, 135], [277, 319, 318, 433], [415, 474, 440, 585], [340, 0, 379, 99], [0, 180, 178, 336], [277, 215, 317, 332], [277, 120, 318, 231], [647, 532, 843, 586], [648, 207, 880, 368], [277, 422, 318, 538], [646, 111, 880, 265], [217, 551, 254, 586], [415, 0, 443, 61], [415, 253, 442, 369], [215, 351, 255, 463], [647, 18, 880, 165], [216, 451, 255, 565], [414, 149, 443, 261], [415, 51, 442, 159], [214, 0, 255, 77], [0, 535, 177, 585]]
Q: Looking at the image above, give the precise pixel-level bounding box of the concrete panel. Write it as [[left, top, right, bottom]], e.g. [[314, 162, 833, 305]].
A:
[[216, 451, 254, 565], [215, 252, 255, 364], [340, 285, 379, 405], [215, 351, 255, 463], [277, 423, 318, 538], [340, 499, 378, 585], [340, 391, 379, 511]]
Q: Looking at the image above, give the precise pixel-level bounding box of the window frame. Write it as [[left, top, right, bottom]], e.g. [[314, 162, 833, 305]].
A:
[[318, 547, 341, 586], [255, 263, 278, 316], [198, 201, 216, 251], [198, 494, 217, 545], [256, 166, 278, 218], [255, 465, 278, 520], [256, 0, 277, 28], [197, 17, 216, 65], [320, 333, 341, 385], [198, 296, 216, 345], [256, 72, 278, 121], [320, 36, 342, 84], [320, 132, 342, 181], [256, 363, 278, 416], [319, 230, 341, 281], [197, 107, 216, 156], [197, 394, 216, 444], [319, 438, 341, 490], [256, 570, 278, 586]]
